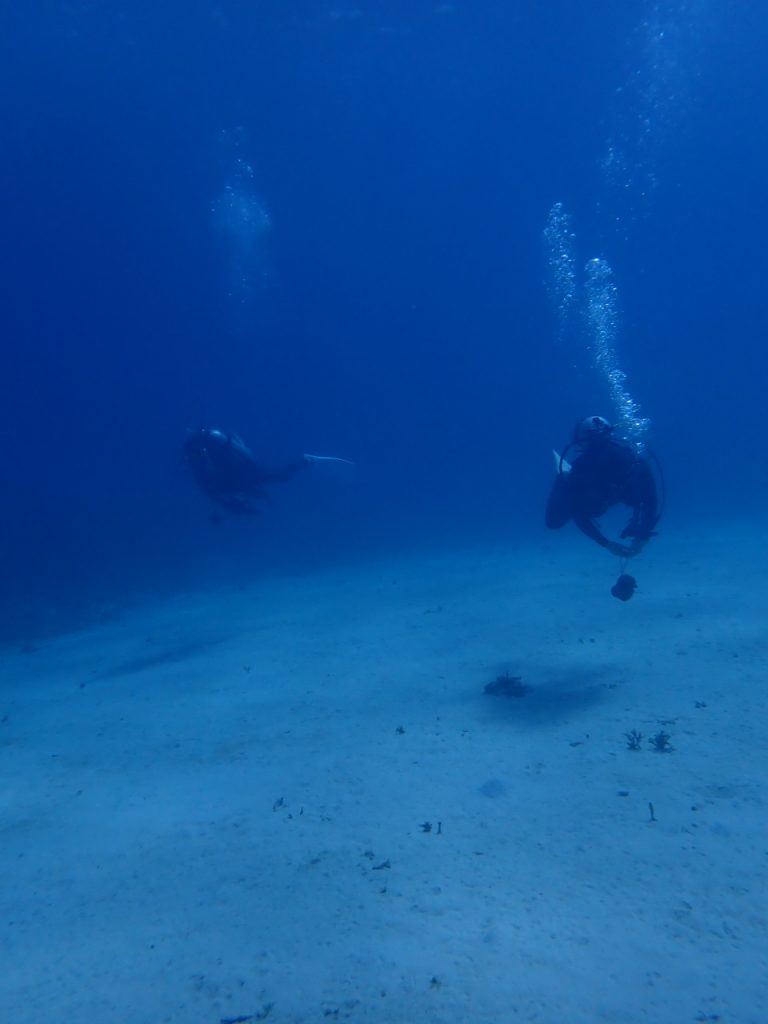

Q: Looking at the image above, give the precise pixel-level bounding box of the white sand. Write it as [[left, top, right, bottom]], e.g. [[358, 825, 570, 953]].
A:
[[1, 524, 766, 1023]]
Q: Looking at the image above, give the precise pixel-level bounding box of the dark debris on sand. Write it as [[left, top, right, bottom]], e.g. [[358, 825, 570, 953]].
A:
[[484, 672, 531, 698]]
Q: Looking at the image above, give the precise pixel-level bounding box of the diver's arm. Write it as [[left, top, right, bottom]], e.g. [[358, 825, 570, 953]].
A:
[[621, 459, 660, 544], [573, 512, 630, 556]]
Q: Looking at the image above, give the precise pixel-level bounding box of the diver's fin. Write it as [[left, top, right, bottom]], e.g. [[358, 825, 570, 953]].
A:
[[553, 449, 572, 475], [303, 454, 357, 480]]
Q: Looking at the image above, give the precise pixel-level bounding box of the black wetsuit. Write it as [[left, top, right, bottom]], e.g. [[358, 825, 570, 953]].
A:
[[185, 428, 307, 515], [545, 438, 659, 551]]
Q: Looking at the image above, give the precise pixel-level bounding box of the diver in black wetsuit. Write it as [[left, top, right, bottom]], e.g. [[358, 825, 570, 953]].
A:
[[545, 415, 660, 559], [185, 427, 309, 515]]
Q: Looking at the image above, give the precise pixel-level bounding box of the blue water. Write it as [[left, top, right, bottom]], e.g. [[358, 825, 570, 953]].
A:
[[2, 2, 766, 638]]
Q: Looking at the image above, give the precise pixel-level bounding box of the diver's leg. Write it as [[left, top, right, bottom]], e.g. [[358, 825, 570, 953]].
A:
[[258, 459, 309, 484], [218, 494, 262, 515], [545, 475, 572, 529]]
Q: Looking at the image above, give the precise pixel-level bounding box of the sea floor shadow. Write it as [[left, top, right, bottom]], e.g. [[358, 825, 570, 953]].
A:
[[479, 665, 612, 726], [93, 636, 228, 681]]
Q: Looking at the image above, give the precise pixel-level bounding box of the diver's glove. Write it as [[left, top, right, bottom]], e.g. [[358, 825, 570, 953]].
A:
[[626, 536, 649, 557], [621, 523, 658, 541], [604, 539, 633, 558]]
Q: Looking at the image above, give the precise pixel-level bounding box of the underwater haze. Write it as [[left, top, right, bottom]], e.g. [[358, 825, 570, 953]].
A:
[[3, 1, 767, 635], [4, 5, 768, 1023]]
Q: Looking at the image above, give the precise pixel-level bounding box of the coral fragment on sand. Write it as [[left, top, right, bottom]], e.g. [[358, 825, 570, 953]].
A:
[[484, 672, 530, 698]]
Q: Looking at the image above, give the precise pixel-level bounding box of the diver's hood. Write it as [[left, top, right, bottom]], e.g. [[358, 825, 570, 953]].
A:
[[574, 415, 614, 444]]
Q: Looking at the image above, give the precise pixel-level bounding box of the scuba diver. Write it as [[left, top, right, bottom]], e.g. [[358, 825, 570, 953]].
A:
[[545, 415, 661, 562], [185, 427, 354, 516]]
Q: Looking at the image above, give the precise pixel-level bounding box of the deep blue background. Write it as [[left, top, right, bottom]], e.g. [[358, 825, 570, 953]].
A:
[[2, 2, 766, 639]]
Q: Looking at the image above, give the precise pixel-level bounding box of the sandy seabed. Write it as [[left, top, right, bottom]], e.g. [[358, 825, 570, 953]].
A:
[[1, 525, 766, 1023]]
